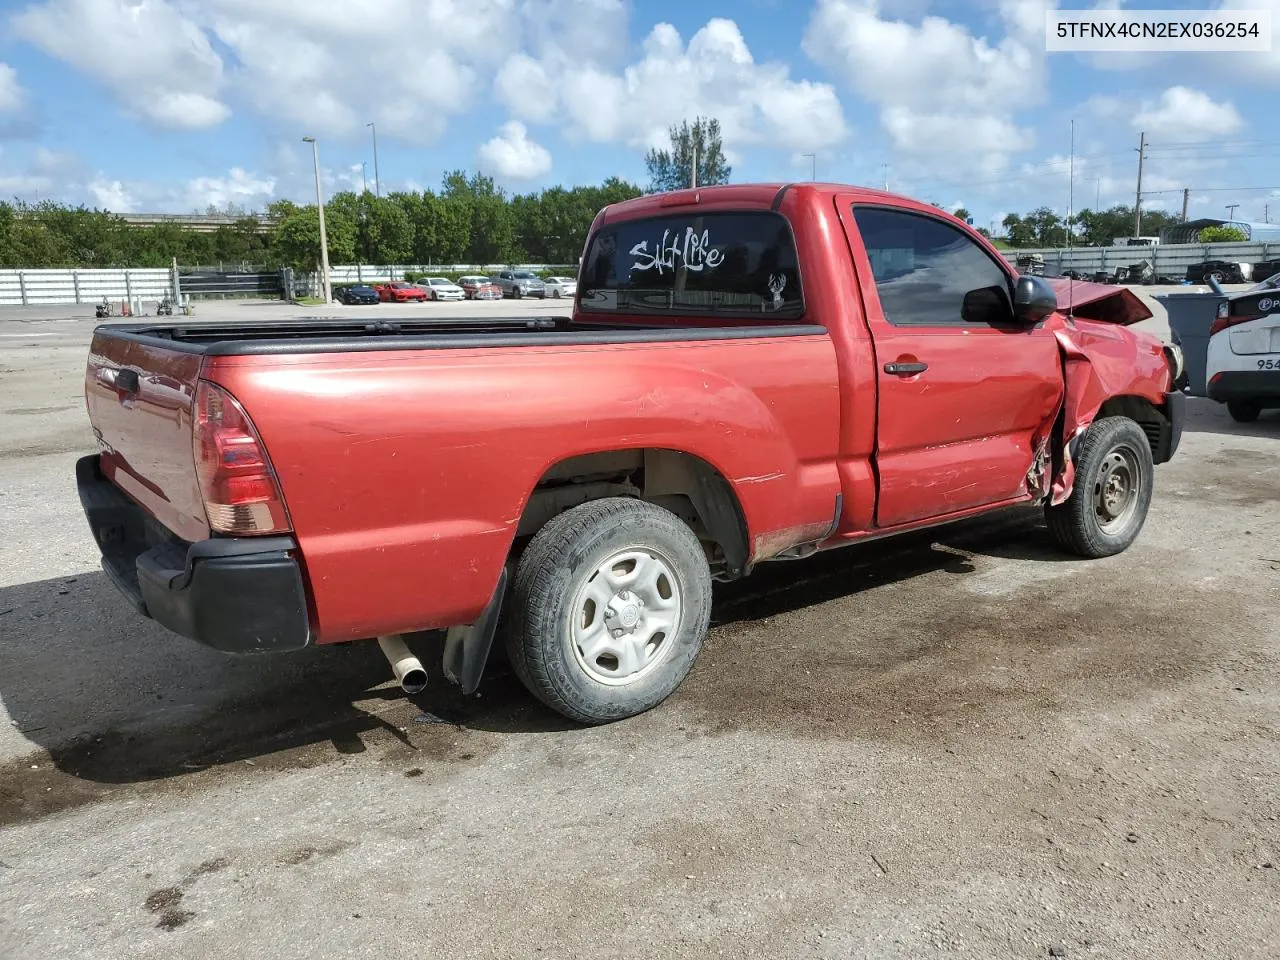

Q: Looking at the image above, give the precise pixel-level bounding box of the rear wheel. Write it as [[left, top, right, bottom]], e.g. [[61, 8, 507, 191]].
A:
[[505, 498, 713, 724], [1045, 416, 1154, 559], [1228, 400, 1261, 422], [512, 286, 522, 300]]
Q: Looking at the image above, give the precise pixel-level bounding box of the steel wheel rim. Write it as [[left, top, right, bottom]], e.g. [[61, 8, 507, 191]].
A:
[[1093, 443, 1141, 534], [568, 546, 684, 687]]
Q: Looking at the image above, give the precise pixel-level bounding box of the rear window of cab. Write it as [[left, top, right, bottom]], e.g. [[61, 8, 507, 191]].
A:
[[579, 211, 804, 320]]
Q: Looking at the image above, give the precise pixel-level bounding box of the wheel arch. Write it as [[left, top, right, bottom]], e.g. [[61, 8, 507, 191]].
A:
[[515, 447, 752, 579], [1087, 394, 1175, 464]]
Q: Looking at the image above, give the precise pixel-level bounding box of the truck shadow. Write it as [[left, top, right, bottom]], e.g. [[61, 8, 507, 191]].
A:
[[0, 507, 1065, 809]]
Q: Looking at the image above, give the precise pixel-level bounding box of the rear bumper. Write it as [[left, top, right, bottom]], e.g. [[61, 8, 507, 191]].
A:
[[76, 454, 311, 654], [1207, 370, 1280, 404]]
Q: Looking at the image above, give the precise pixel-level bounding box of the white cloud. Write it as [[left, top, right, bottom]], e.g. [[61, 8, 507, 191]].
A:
[[0, 64, 23, 113], [182, 167, 277, 210], [11, 0, 231, 129], [477, 121, 553, 180], [803, 0, 1045, 166], [509, 18, 848, 154], [1133, 87, 1245, 142], [88, 177, 135, 211], [494, 55, 558, 124], [6, 0, 622, 141], [1217, 0, 1280, 80], [198, 0, 627, 141]]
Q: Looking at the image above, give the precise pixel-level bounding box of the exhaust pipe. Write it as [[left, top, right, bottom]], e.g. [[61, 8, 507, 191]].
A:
[[377, 634, 428, 694]]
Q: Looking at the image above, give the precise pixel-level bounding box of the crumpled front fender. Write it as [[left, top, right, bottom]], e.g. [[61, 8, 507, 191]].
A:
[[1046, 316, 1173, 505]]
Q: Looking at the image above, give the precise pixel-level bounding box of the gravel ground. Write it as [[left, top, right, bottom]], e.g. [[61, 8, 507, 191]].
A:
[[0, 297, 1277, 960]]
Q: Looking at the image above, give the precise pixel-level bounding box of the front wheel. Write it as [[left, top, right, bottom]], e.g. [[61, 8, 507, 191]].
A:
[[1046, 416, 1154, 559], [505, 498, 713, 724], [1228, 400, 1261, 423]]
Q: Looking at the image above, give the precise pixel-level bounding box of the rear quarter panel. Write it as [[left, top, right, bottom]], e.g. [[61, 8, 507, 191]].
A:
[[206, 334, 841, 643]]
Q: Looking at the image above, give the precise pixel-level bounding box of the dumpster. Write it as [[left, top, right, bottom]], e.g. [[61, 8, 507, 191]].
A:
[[1154, 290, 1225, 397]]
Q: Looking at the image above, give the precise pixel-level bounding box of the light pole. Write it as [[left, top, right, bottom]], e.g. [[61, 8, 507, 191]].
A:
[[367, 122, 381, 197], [302, 136, 332, 304], [802, 153, 816, 181]]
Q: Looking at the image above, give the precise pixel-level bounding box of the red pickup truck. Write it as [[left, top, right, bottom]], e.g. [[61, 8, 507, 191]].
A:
[[78, 183, 1185, 724]]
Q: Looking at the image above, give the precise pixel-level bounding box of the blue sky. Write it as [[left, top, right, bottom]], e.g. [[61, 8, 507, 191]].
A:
[[1, 0, 1278, 230]]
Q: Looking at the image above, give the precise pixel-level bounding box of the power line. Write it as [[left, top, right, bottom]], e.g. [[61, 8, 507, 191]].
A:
[[1142, 186, 1280, 194]]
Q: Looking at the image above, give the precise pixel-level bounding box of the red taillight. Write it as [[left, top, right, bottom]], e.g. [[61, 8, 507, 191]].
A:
[[1209, 300, 1259, 337], [193, 381, 291, 535], [1209, 314, 1257, 336]]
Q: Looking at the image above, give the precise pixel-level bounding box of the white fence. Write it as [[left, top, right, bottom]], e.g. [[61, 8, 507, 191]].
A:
[[999, 241, 1279, 277], [0, 268, 174, 306]]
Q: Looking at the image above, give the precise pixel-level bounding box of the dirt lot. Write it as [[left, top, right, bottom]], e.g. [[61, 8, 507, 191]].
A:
[[1, 298, 1277, 960]]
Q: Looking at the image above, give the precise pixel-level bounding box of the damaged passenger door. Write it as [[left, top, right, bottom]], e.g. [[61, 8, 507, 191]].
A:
[[840, 202, 1064, 528]]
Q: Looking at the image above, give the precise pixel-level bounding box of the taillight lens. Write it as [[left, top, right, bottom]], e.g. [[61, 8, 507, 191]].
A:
[[1209, 312, 1259, 336], [193, 380, 291, 535]]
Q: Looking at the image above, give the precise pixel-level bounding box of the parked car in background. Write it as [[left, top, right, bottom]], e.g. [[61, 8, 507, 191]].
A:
[[376, 281, 428, 303], [1187, 260, 1252, 285], [424, 278, 465, 301], [459, 276, 503, 300], [337, 284, 379, 305], [492, 269, 546, 299], [1252, 259, 1280, 281], [1206, 270, 1280, 422], [544, 276, 577, 298]]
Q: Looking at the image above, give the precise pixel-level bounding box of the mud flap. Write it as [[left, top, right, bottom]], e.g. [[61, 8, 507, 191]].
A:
[[442, 567, 509, 696]]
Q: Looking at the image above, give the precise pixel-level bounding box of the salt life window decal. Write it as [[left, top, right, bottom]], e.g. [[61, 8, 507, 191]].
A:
[[580, 211, 804, 320]]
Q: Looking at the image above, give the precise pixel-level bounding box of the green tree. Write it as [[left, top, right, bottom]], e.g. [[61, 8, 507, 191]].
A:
[[953, 206, 972, 223], [644, 117, 731, 193], [1002, 213, 1037, 247], [1198, 225, 1248, 243], [272, 205, 357, 272]]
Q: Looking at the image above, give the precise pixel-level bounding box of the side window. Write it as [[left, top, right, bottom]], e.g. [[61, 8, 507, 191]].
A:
[[852, 206, 1013, 327]]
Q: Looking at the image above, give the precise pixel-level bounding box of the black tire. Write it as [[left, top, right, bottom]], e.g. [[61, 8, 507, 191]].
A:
[[1045, 416, 1154, 559], [512, 286, 522, 299], [505, 498, 713, 724], [1227, 400, 1261, 423]]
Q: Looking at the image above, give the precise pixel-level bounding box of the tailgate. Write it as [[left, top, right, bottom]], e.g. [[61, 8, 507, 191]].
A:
[[85, 330, 210, 542]]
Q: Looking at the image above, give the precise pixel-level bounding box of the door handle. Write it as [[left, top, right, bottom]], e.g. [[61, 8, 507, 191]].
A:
[[884, 361, 928, 375]]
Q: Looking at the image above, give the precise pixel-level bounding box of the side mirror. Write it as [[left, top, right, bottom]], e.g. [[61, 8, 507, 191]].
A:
[[1014, 275, 1058, 324], [961, 284, 1011, 325]]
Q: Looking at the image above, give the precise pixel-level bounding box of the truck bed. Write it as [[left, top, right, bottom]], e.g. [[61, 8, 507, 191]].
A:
[[85, 313, 839, 642], [98, 315, 825, 355]]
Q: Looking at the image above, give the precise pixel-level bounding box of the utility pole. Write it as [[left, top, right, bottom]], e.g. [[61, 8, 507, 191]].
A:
[[361, 161, 368, 195], [1181, 187, 1189, 222], [882, 162, 889, 191], [803, 153, 816, 181], [302, 136, 332, 304], [1266, 202, 1271, 223], [690, 140, 697, 189], [1067, 119, 1074, 248], [1226, 203, 1239, 219], [367, 122, 381, 197], [1134, 131, 1146, 238]]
